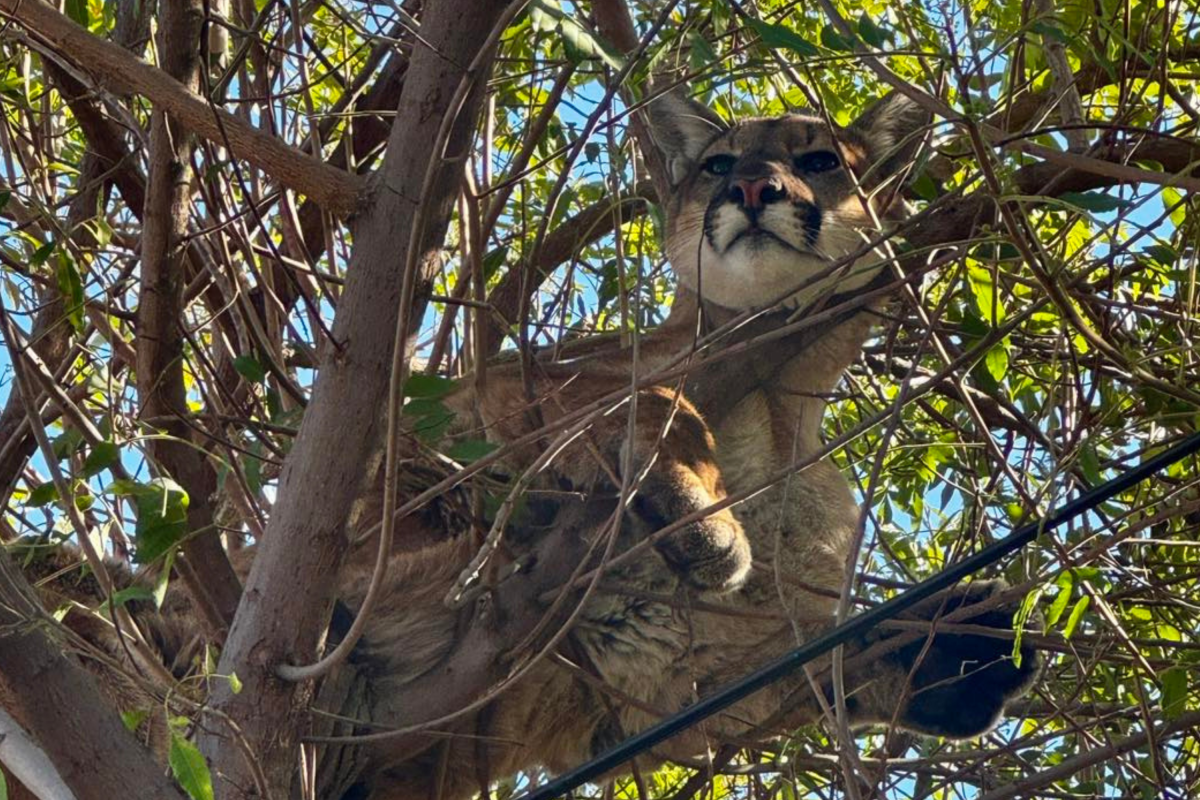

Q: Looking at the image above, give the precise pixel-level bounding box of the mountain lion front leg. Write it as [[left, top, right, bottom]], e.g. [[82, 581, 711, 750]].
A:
[[451, 378, 752, 593], [354, 386, 750, 800], [616, 386, 752, 592]]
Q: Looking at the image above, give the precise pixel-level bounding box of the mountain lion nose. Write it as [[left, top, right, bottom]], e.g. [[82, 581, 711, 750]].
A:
[[729, 176, 784, 211]]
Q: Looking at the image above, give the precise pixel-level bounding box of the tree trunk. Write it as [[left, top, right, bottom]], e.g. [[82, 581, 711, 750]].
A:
[[198, 2, 509, 796]]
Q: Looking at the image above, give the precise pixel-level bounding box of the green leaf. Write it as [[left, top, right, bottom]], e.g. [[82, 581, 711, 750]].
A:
[[857, 14, 889, 47], [1162, 667, 1188, 720], [403, 398, 452, 418], [910, 172, 938, 202], [1143, 244, 1178, 266], [445, 439, 500, 463], [27, 481, 60, 507], [482, 247, 509, 279], [244, 448, 264, 495], [82, 441, 120, 477], [820, 24, 856, 52], [30, 242, 55, 267], [228, 672, 243, 694], [414, 411, 455, 445], [404, 374, 457, 399], [169, 734, 215, 800], [109, 585, 155, 609], [689, 32, 718, 68], [265, 388, 283, 421], [233, 355, 267, 384], [746, 18, 819, 57], [1062, 595, 1090, 639], [64, 0, 88, 27], [984, 345, 1009, 382], [1030, 20, 1069, 43], [1045, 572, 1074, 628], [74, 490, 94, 511], [121, 708, 151, 733], [1078, 443, 1102, 485], [112, 478, 190, 564], [967, 265, 1006, 322], [1162, 187, 1186, 227], [1012, 585, 1046, 667], [203, 645, 217, 677], [530, 0, 624, 69], [52, 428, 85, 459], [56, 253, 85, 332], [108, 478, 152, 497], [0, 763, 7, 800], [1059, 191, 1132, 213]]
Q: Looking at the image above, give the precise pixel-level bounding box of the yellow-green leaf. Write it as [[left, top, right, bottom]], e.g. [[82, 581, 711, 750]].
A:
[[169, 734, 214, 800], [1062, 595, 1090, 639]]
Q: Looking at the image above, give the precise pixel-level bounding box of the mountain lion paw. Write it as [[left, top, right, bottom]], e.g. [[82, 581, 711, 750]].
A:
[[891, 580, 1041, 738], [632, 472, 751, 593]]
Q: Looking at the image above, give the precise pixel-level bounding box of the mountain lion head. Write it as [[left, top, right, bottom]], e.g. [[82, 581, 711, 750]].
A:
[[648, 90, 930, 311]]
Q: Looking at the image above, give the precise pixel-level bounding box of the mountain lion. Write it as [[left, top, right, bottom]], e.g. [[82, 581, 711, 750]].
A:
[[5, 89, 1039, 800]]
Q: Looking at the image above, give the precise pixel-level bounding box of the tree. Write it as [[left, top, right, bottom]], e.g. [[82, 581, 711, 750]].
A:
[[0, 0, 1197, 799]]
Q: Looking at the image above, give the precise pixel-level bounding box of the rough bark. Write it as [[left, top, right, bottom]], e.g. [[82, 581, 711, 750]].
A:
[[198, 1, 508, 796], [1011, 137, 1200, 195], [0, 547, 186, 800], [0, 0, 363, 216]]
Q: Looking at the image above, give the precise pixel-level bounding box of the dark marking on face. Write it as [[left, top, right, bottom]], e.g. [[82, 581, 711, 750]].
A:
[[800, 202, 822, 245]]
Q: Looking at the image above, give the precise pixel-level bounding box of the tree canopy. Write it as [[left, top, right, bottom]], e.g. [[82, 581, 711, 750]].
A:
[[0, 0, 1198, 799]]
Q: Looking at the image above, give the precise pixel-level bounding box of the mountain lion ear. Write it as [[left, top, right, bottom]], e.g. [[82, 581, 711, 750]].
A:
[[644, 90, 728, 185], [847, 90, 932, 185]]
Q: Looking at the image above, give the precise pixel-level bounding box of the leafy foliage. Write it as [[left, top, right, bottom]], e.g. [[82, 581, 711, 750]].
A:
[[0, 0, 1198, 798]]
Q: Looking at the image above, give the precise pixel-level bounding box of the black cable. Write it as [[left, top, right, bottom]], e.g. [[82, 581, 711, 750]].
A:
[[518, 429, 1200, 800]]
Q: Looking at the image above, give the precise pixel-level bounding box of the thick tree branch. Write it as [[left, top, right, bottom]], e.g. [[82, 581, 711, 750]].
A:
[[1012, 137, 1200, 195], [198, 1, 509, 795], [0, 0, 364, 216], [0, 547, 187, 800], [46, 65, 148, 214], [137, 0, 241, 637], [0, 708, 76, 800]]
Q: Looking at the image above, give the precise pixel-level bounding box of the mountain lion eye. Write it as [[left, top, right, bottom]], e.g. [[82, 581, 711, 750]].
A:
[[794, 151, 841, 173], [702, 154, 736, 176]]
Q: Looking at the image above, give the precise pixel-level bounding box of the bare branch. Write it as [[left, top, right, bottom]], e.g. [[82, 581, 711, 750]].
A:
[[137, 0, 241, 637], [0, 708, 76, 800], [975, 710, 1200, 800], [485, 183, 654, 354], [0, 0, 364, 216]]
